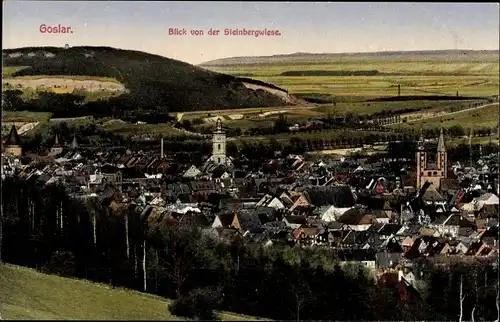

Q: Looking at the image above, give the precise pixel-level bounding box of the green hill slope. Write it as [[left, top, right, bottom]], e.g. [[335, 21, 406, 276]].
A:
[[2, 46, 294, 112], [0, 264, 260, 320]]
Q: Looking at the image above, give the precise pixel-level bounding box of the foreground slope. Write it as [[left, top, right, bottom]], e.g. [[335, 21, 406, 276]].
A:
[[2, 46, 294, 111], [0, 264, 260, 320]]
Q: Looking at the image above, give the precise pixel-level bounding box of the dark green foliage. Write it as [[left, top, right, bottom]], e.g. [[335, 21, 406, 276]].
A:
[[169, 287, 222, 320], [3, 46, 287, 113], [41, 250, 76, 277]]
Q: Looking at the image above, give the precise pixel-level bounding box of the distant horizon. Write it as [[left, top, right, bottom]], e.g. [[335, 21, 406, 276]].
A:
[[3, 46, 499, 66], [3, 2, 499, 64]]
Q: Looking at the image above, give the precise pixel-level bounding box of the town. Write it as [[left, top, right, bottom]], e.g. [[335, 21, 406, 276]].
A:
[[2, 2, 499, 319], [2, 116, 498, 302]]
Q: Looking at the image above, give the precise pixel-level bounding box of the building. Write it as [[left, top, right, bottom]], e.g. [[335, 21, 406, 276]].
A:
[[3, 125, 22, 157], [49, 133, 64, 156], [70, 134, 79, 150], [206, 118, 232, 167], [416, 127, 447, 190]]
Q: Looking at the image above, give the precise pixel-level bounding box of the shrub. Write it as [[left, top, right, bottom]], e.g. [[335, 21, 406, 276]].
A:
[[41, 250, 76, 277], [169, 287, 222, 320]]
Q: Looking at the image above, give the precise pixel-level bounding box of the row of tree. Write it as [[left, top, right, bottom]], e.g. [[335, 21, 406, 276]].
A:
[[1, 176, 498, 320]]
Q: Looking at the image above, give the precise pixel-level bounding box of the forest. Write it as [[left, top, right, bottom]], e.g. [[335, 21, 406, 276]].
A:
[[1, 176, 499, 320], [3, 46, 287, 111]]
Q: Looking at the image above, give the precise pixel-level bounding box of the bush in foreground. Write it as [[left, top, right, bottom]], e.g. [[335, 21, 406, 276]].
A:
[[169, 287, 222, 320]]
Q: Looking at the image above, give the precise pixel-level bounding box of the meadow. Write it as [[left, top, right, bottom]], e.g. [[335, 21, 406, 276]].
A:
[[0, 264, 261, 320], [392, 103, 499, 129], [207, 58, 499, 99]]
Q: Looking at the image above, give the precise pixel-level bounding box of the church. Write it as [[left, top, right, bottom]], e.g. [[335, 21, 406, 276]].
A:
[[205, 118, 233, 167], [415, 127, 447, 190]]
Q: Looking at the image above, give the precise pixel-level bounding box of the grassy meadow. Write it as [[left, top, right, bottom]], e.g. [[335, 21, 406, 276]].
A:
[[0, 264, 262, 320], [207, 57, 499, 99], [392, 103, 500, 129]]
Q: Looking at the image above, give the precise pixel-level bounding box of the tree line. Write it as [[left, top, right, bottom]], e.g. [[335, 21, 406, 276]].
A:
[[1, 176, 498, 320]]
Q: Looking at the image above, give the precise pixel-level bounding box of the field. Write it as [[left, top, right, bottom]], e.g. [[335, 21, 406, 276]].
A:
[[3, 110, 52, 122], [392, 103, 500, 129], [0, 263, 262, 320], [206, 57, 499, 99]]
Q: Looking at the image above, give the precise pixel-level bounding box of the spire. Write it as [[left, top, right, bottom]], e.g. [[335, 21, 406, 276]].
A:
[[417, 127, 425, 150], [437, 126, 446, 152], [54, 133, 60, 147], [5, 125, 21, 146], [70, 134, 78, 150], [215, 118, 222, 132]]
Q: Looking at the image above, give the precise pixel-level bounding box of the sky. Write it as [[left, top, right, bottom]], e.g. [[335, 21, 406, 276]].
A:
[[2, 1, 499, 64]]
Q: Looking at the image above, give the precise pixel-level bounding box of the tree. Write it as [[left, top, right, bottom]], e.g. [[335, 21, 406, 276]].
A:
[[288, 263, 313, 321], [153, 223, 208, 298], [169, 286, 222, 320]]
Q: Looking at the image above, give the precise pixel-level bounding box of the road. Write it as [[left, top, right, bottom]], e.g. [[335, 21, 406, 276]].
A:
[[386, 102, 499, 126]]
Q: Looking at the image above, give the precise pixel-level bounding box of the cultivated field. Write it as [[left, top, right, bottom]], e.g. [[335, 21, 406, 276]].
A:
[[393, 103, 499, 129], [206, 58, 500, 99], [0, 264, 262, 320]]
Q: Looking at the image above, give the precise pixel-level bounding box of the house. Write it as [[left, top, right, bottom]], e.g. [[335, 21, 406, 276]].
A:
[[373, 209, 391, 224], [283, 215, 308, 229], [289, 193, 311, 211], [293, 227, 319, 246], [337, 206, 375, 231], [183, 165, 202, 178], [430, 213, 475, 238], [375, 252, 402, 269], [455, 241, 471, 255], [421, 184, 446, 204], [255, 194, 285, 210], [319, 204, 354, 222], [336, 249, 377, 270], [232, 211, 262, 235], [212, 213, 235, 229]]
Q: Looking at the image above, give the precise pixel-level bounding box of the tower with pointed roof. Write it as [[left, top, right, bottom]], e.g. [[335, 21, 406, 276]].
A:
[[416, 126, 448, 190], [211, 118, 227, 165], [70, 134, 79, 150], [49, 133, 64, 156], [3, 125, 22, 157]]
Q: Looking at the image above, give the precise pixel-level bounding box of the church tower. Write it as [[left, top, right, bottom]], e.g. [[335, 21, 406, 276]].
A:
[[212, 118, 227, 165], [416, 126, 448, 190], [49, 133, 64, 156], [436, 127, 447, 174], [416, 128, 426, 189], [3, 125, 22, 157], [70, 134, 79, 150]]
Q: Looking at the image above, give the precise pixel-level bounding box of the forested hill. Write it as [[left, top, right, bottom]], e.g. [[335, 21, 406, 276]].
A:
[[2, 46, 293, 111]]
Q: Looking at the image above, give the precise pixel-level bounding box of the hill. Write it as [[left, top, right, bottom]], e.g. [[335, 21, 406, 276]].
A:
[[2, 46, 298, 112], [0, 263, 261, 320], [199, 49, 500, 67]]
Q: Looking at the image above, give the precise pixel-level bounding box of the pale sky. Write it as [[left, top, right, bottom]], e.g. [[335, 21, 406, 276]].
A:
[[2, 1, 499, 64]]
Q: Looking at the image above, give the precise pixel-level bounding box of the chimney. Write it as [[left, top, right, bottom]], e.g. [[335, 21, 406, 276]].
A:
[[160, 138, 164, 159]]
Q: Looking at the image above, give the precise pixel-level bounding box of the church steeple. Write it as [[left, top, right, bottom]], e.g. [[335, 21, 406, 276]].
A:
[[54, 133, 61, 147], [70, 134, 78, 150], [416, 125, 447, 190], [5, 125, 21, 146], [437, 126, 446, 153], [211, 118, 227, 165], [417, 127, 425, 151]]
